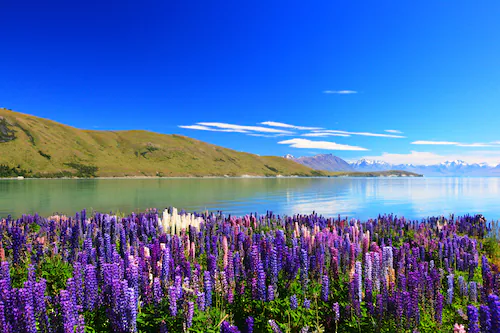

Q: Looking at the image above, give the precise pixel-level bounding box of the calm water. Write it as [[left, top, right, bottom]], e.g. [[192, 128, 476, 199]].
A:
[[1, 177, 500, 220]]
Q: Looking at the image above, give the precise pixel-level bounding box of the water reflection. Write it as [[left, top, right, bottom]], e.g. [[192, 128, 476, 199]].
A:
[[1, 178, 500, 220]]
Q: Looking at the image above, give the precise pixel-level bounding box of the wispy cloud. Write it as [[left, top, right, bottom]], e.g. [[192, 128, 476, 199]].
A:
[[260, 121, 322, 131], [358, 150, 500, 166], [278, 138, 368, 151], [189, 122, 294, 134], [178, 125, 248, 133], [302, 132, 350, 137], [247, 133, 289, 138], [323, 90, 357, 94], [317, 130, 405, 138], [412, 140, 500, 147], [385, 129, 403, 134]]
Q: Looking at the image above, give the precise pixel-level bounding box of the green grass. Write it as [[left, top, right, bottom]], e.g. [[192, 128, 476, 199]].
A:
[[0, 108, 326, 177]]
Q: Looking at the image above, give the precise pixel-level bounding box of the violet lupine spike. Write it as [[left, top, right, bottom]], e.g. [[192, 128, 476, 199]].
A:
[[487, 294, 500, 332], [447, 274, 454, 305], [186, 301, 194, 328], [479, 304, 491, 333], [204, 271, 213, 308], [321, 274, 329, 302], [197, 291, 206, 311], [84, 264, 98, 311], [168, 286, 178, 317], [246, 316, 254, 333], [153, 277, 163, 304], [290, 294, 298, 310], [127, 287, 138, 333], [332, 302, 340, 322], [467, 305, 479, 333], [435, 292, 444, 324], [268, 319, 283, 333], [60, 289, 76, 333], [267, 285, 275, 301]]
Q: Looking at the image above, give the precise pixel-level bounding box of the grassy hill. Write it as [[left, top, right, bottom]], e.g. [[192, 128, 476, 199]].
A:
[[0, 108, 329, 177]]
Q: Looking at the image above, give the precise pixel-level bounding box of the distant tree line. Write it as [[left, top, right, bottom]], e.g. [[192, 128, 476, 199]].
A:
[[0, 162, 98, 178]]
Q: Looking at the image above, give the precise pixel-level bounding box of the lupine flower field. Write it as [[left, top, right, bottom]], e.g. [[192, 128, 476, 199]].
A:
[[1, 208, 500, 332]]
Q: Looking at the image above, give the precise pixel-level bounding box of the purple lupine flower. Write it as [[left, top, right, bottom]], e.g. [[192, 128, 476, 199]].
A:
[[72, 262, 84, 306], [153, 277, 163, 304], [60, 289, 76, 333], [366, 279, 375, 315], [168, 286, 178, 316], [435, 292, 444, 324], [186, 301, 194, 328], [447, 274, 454, 305], [303, 298, 311, 309], [246, 316, 254, 333], [221, 320, 241, 333], [479, 305, 491, 333], [257, 261, 266, 301], [161, 248, 171, 285], [268, 319, 283, 333], [127, 287, 138, 333], [321, 274, 329, 302], [204, 271, 213, 308], [376, 294, 383, 321], [300, 248, 309, 289], [197, 291, 206, 311], [487, 294, 500, 332], [267, 285, 275, 301], [351, 273, 361, 316], [290, 294, 298, 310], [0, 300, 10, 333], [84, 264, 98, 311], [355, 261, 362, 303], [76, 314, 85, 333], [24, 304, 37, 333], [458, 276, 467, 297], [270, 246, 278, 285], [333, 302, 340, 322], [469, 281, 478, 303], [467, 305, 479, 333]]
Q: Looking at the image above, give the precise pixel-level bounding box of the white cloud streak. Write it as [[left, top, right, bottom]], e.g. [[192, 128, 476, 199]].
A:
[[260, 121, 322, 130], [278, 138, 368, 151], [317, 130, 405, 138], [323, 90, 358, 94], [385, 129, 403, 134], [196, 122, 294, 134], [246, 133, 288, 138], [302, 132, 351, 137], [412, 140, 500, 147], [178, 125, 248, 133]]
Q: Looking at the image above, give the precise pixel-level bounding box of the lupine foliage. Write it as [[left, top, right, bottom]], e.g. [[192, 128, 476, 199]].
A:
[[0, 209, 500, 332]]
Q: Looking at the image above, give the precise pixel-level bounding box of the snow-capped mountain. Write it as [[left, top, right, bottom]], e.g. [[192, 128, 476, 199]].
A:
[[351, 159, 392, 171], [350, 159, 500, 176], [286, 154, 500, 176]]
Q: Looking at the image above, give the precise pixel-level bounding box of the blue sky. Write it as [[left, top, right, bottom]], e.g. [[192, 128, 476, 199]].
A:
[[2, 1, 500, 164]]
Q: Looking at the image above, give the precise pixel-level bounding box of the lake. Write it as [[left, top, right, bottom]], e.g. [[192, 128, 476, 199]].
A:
[[1, 177, 500, 220]]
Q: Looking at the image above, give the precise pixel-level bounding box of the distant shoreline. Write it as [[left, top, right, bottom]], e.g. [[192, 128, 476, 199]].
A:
[[0, 174, 423, 180]]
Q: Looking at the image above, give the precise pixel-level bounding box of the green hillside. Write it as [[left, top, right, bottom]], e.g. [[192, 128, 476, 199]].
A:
[[0, 108, 327, 177]]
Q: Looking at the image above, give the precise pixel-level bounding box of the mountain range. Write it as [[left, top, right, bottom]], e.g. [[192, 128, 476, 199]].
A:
[[286, 154, 500, 176]]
